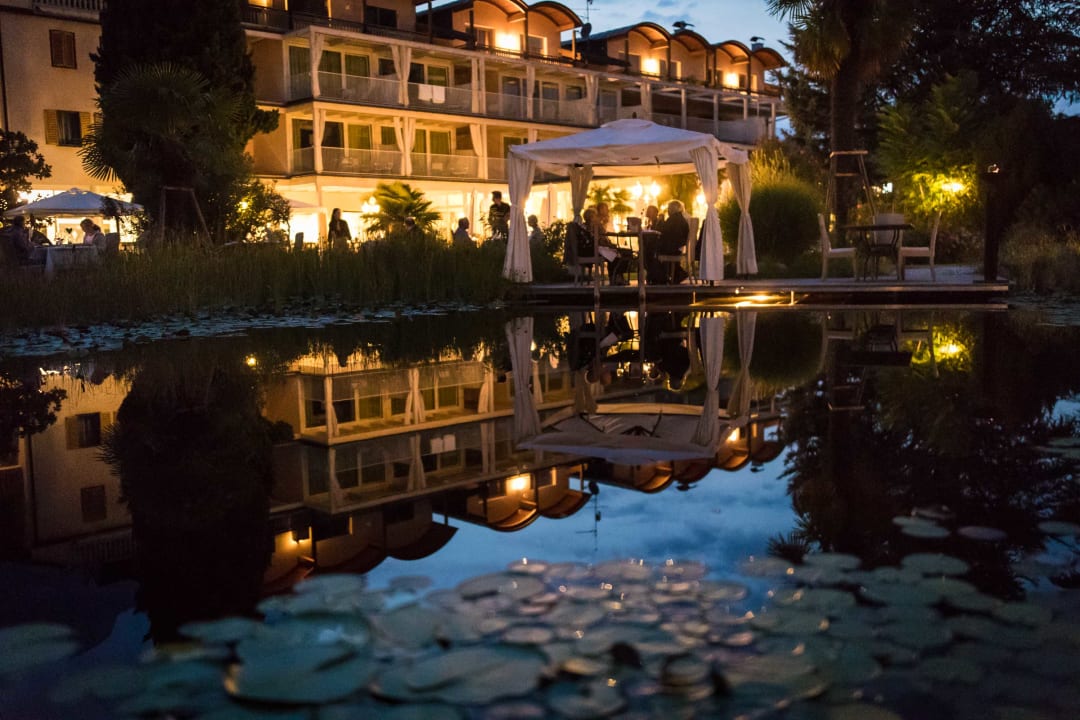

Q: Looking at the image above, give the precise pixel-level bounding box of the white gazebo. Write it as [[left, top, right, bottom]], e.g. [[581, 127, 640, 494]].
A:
[[503, 118, 756, 283]]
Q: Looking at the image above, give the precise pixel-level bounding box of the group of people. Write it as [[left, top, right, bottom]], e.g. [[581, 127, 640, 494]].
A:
[[1, 216, 108, 267], [567, 199, 690, 285], [451, 191, 544, 249]]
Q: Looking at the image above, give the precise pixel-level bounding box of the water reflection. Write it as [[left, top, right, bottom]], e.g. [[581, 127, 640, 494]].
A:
[[3, 308, 1078, 646]]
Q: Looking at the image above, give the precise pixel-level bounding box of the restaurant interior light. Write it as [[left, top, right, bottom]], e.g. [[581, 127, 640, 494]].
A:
[[507, 473, 531, 493]]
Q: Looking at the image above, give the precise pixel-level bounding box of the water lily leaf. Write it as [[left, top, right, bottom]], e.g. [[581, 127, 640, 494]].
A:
[[950, 641, 1012, 665], [561, 656, 609, 676], [295, 574, 367, 596], [892, 515, 939, 527], [815, 645, 882, 685], [827, 703, 903, 720], [660, 654, 710, 687], [0, 623, 79, 677], [180, 617, 260, 645], [200, 705, 310, 719], [697, 580, 749, 603], [1037, 521, 1080, 537], [1016, 648, 1080, 679], [900, 524, 950, 539], [226, 655, 374, 704], [879, 621, 952, 651], [406, 647, 510, 691], [543, 602, 606, 631], [919, 576, 977, 597], [389, 575, 434, 592], [803, 553, 861, 570], [791, 565, 849, 586], [657, 560, 708, 581], [546, 679, 626, 719], [867, 566, 924, 584], [901, 553, 970, 576], [565, 585, 613, 601], [948, 616, 1040, 649], [992, 602, 1053, 627], [481, 700, 549, 720], [868, 640, 919, 666], [503, 625, 556, 645], [739, 556, 794, 577], [431, 649, 547, 705], [942, 591, 1000, 614], [49, 664, 147, 703], [918, 656, 983, 684], [958, 526, 1008, 542], [458, 573, 546, 602], [370, 604, 442, 648], [860, 582, 941, 607]]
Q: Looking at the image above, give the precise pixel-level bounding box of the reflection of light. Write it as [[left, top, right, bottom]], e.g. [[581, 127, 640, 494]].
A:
[[728, 429, 740, 443], [290, 526, 311, 545], [642, 57, 660, 76], [495, 32, 520, 52], [723, 72, 740, 88], [245, 355, 258, 368], [507, 473, 531, 493]]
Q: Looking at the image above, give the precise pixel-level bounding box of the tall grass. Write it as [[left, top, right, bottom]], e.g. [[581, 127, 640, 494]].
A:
[[1001, 227, 1080, 293], [0, 232, 531, 330]]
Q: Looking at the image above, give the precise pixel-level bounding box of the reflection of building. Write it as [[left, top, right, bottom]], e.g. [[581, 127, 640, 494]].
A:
[[0, 0, 784, 240]]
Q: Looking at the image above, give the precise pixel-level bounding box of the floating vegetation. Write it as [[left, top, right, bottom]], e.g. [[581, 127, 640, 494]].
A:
[[9, 553, 1080, 719]]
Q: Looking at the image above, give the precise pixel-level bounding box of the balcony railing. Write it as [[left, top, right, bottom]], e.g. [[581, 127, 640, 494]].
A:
[[534, 97, 592, 126], [408, 83, 472, 113], [316, 72, 398, 106], [289, 72, 312, 101], [293, 146, 315, 173], [35, 0, 103, 12], [320, 147, 402, 175], [410, 152, 478, 179], [484, 91, 527, 120]]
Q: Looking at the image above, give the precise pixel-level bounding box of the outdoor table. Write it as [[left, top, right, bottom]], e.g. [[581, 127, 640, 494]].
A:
[[840, 223, 912, 280], [43, 244, 99, 279], [606, 229, 660, 301]]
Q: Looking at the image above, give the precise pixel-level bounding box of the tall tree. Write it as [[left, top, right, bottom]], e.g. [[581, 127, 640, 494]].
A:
[[90, 0, 278, 241], [0, 130, 51, 214], [767, 1, 914, 220]]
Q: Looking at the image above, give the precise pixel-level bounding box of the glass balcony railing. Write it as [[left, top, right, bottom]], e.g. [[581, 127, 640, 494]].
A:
[[321, 147, 403, 175], [409, 152, 478, 179], [407, 83, 472, 113], [292, 146, 315, 173]]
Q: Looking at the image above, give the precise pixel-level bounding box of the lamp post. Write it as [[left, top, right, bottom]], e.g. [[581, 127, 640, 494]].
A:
[[981, 164, 1001, 283]]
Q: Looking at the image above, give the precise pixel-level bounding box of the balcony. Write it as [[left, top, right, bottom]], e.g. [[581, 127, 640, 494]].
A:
[[534, 97, 592, 126], [407, 83, 472, 113], [316, 72, 398, 106], [320, 147, 402, 175], [410, 152, 478, 179], [33, 0, 103, 13], [484, 91, 527, 121], [293, 146, 315, 173]]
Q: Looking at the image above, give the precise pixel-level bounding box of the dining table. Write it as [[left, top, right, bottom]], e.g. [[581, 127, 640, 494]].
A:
[[43, 244, 99, 279], [605, 229, 660, 301], [839, 223, 913, 280]]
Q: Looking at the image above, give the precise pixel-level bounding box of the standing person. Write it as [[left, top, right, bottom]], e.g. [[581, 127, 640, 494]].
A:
[[487, 190, 510, 241], [80, 218, 106, 250], [452, 217, 473, 247], [327, 208, 351, 251]]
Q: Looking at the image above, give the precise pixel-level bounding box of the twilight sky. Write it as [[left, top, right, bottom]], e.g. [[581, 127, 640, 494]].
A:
[[580, 0, 790, 56]]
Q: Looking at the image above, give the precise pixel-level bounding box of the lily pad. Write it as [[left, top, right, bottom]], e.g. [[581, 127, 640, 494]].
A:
[[226, 654, 374, 705], [370, 604, 443, 648], [546, 679, 626, 718], [180, 617, 261, 645], [958, 526, 1008, 542], [803, 553, 861, 570], [503, 626, 556, 645], [918, 656, 983, 684], [1037, 521, 1080, 537], [992, 602, 1053, 627], [860, 582, 941, 607], [457, 573, 546, 602], [739, 556, 794, 578], [0, 622, 80, 677], [697, 580, 750, 603], [827, 704, 904, 720], [878, 621, 953, 651], [901, 523, 951, 539], [901, 553, 970, 576]]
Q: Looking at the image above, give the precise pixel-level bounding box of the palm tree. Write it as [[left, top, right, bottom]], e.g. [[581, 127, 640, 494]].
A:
[[767, 1, 914, 221], [365, 181, 441, 236], [586, 184, 633, 215]]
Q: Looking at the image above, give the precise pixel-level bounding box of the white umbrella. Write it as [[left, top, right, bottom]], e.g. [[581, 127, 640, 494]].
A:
[[4, 188, 142, 217]]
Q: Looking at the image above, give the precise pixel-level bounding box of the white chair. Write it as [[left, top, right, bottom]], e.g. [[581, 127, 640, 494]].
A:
[[819, 213, 855, 279], [898, 211, 939, 281]]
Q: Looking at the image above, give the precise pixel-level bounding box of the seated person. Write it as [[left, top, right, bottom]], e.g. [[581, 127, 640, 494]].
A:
[[451, 217, 474, 247], [586, 206, 633, 285], [2, 216, 45, 266], [80, 218, 107, 251], [645, 200, 690, 284]]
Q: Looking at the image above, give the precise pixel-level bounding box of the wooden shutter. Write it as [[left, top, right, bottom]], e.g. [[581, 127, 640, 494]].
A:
[[65, 416, 79, 449], [79, 112, 93, 140], [44, 110, 59, 145]]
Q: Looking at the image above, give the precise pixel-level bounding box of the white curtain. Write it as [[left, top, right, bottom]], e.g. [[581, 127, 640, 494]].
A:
[[407, 434, 426, 492], [311, 29, 324, 97], [470, 123, 487, 180], [730, 160, 757, 275], [503, 154, 536, 281], [507, 317, 541, 442], [690, 146, 724, 281], [391, 45, 412, 105], [585, 74, 599, 125], [531, 358, 544, 404], [727, 310, 757, 420], [569, 165, 593, 222], [692, 314, 727, 447], [405, 367, 426, 424], [470, 58, 481, 113], [394, 117, 417, 177], [526, 65, 536, 119]]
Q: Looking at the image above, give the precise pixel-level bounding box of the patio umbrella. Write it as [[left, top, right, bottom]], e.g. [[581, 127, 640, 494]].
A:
[[4, 188, 142, 217]]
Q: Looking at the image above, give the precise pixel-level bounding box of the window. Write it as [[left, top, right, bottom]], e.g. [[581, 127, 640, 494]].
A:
[[80, 485, 107, 523], [409, 63, 449, 87], [526, 35, 545, 56], [566, 85, 584, 101], [502, 136, 526, 157], [377, 57, 396, 77], [44, 110, 89, 147], [323, 121, 344, 148], [293, 119, 314, 149], [474, 27, 492, 48], [380, 126, 397, 147], [65, 413, 103, 449], [345, 54, 369, 78], [348, 125, 372, 150], [366, 5, 397, 29], [50, 30, 76, 69]]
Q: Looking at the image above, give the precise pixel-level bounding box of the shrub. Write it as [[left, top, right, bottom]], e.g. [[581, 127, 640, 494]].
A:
[[1001, 225, 1080, 293], [720, 180, 820, 267]]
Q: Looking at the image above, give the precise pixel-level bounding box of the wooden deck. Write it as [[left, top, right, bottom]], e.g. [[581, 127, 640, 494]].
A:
[[516, 265, 1009, 309]]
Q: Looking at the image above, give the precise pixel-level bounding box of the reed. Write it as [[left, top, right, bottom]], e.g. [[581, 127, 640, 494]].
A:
[[0, 233, 527, 330]]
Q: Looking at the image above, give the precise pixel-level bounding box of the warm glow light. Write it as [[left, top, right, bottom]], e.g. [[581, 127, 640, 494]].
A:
[[641, 57, 661, 76], [630, 182, 644, 200], [507, 473, 531, 493], [245, 355, 258, 368], [728, 429, 740, 443], [939, 342, 962, 357], [495, 32, 520, 52], [238, 200, 250, 211], [361, 196, 379, 215], [723, 72, 740, 88], [648, 182, 661, 199], [942, 180, 965, 194]]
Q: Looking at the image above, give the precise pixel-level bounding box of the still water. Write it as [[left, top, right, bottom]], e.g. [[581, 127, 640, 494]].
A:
[[1, 306, 1079, 718]]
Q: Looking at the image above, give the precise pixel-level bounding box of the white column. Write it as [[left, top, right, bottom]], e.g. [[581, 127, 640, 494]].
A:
[[525, 65, 535, 120], [680, 87, 687, 129], [313, 106, 324, 174]]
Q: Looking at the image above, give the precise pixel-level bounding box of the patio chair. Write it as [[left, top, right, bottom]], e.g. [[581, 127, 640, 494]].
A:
[[565, 222, 606, 285], [898, 211, 939, 281], [657, 216, 699, 284], [819, 213, 855, 279]]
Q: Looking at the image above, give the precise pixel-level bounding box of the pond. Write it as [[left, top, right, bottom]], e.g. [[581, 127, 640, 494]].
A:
[[1, 306, 1079, 719]]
